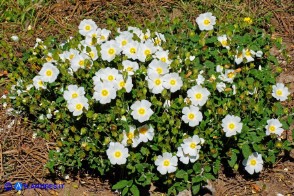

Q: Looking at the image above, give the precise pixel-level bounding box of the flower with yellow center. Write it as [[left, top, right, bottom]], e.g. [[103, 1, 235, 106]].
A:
[[242, 152, 263, 175], [68, 97, 89, 116], [217, 35, 230, 49], [130, 100, 154, 123], [93, 82, 116, 104], [177, 146, 200, 164], [137, 40, 156, 62], [182, 106, 203, 127], [147, 73, 164, 94], [265, 118, 284, 136], [272, 83, 290, 101], [123, 41, 139, 60], [221, 114, 243, 137], [196, 12, 216, 31], [162, 73, 183, 93], [33, 76, 46, 90], [187, 85, 210, 106], [63, 85, 85, 102], [121, 126, 141, 147], [100, 40, 121, 62], [137, 124, 154, 143], [242, 49, 255, 62], [115, 31, 133, 49], [219, 69, 236, 84], [181, 135, 202, 156], [154, 50, 172, 65], [122, 60, 139, 76], [39, 62, 59, 83], [116, 75, 133, 93], [78, 19, 97, 36], [147, 59, 169, 76], [70, 53, 92, 72], [155, 152, 178, 175], [106, 142, 129, 165]]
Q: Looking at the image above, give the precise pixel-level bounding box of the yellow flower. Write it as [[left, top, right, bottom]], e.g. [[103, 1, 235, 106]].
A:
[[243, 17, 253, 24]]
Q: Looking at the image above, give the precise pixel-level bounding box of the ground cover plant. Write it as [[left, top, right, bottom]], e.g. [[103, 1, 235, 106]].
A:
[[1, 1, 293, 195]]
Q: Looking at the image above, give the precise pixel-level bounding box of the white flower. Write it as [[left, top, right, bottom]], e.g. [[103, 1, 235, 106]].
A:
[[63, 85, 85, 102], [122, 126, 141, 148], [243, 49, 255, 62], [221, 115, 243, 137], [272, 83, 290, 101], [216, 82, 226, 92], [63, 49, 79, 61], [196, 12, 216, 31], [189, 56, 195, 61], [33, 76, 46, 89], [217, 35, 230, 49], [123, 41, 140, 60], [255, 50, 263, 58], [265, 119, 284, 136], [147, 73, 165, 94], [130, 100, 154, 123], [100, 40, 121, 62], [234, 51, 243, 65], [78, 19, 97, 36], [97, 28, 111, 44], [67, 97, 89, 116], [70, 53, 92, 72], [187, 85, 211, 106], [122, 60, 139, 76], [162, 73, 183, 93], [116, 75, 133, 93], [147, 59, 169, 75], [242, 152, 263, 175], [137, 124, 154, 143], [115, 31, 133, 49], [155, 152, 178, 175], [39, 63, 59, 83], [139, 29, 151, 41], [216, 65, 223, 73], [181, 135, 202, 156], [93, 82, 116, 104], [84, 46, 98, 61], [196, 74, 205, 85], [45, 52, 56, 63], [97, 67, 120, 87], [181, 106, 203, 127], [11, 35, 19, 42], [153, 32, 166, 45], [154, 50, 172, 65], [106, 142, 129, 165], [84, 28, 101, 45], [177, 147, 199, 164], [219, 69, 236, 83], [137, 40, 156, 62]]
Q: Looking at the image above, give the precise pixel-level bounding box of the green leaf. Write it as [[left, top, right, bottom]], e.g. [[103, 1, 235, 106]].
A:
[[130, 185, 140, 196], [203, 173, 216, 180], [192, 184, 200, 194], [228, 152, 237, 168], [176, 170, 187, 179], [241, 144, 252, 158], [122, 187, 129, 196], [193, 163, 201, 173], [112, 180, 129, 190]]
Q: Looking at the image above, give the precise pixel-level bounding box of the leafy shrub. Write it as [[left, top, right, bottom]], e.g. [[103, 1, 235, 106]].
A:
[[2, 12, 293, 195]]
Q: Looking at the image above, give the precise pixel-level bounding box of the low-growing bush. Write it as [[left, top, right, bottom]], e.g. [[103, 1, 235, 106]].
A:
[[2, 12, 293, 195]]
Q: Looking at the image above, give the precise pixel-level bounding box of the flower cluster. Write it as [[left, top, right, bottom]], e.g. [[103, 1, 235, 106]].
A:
[[5, 10, 292, 195]]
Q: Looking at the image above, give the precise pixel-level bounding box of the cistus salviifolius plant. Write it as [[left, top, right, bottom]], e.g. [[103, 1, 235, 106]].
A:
[[2, 12, 293, 195]]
